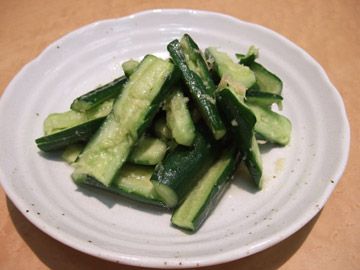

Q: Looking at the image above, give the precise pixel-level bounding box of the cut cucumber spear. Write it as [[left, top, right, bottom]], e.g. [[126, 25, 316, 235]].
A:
[[167, 35, 226, 140], [71, 76, 127, 112], [172, 146, 240, 231], [82, 164, 165, 206], [72, 55, 177, 187], [217, 88, 263, 188], [151, 126, 218, 208]]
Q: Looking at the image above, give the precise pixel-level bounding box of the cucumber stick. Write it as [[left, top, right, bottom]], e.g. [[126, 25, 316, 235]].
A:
[[72, 55, 176, 186], [36, 117, 105, 152], [167, 36, 226, 140], [43, 99, 113, 136], [36, 100, 114, 152], [165, 89, 196, 146], [151, 127, 218, 208], [82, 164, 164, 206], [71, 76, 126, 112], [180, 34, 217, 94], [172, 147, 240, 231], [216, 88, 263, 187]]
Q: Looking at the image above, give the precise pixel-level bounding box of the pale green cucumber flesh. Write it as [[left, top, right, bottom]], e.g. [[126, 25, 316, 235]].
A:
[[112, 164, 159, 200], [205, 47, 256, 92], [151, 182, 178, 208], [129, 136, 167, 165], [62, 135, 168, 167], [165, 89, 196, 146]]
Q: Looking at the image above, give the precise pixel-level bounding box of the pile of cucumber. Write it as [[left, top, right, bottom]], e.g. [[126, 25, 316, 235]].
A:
[[36, 34, 291, 232]]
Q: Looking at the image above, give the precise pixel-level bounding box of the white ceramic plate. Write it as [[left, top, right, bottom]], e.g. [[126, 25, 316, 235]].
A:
[[0, 9, 350, 268]]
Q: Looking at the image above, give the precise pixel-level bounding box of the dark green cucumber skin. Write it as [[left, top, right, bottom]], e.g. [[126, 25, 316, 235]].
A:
[[81, 176, 165, 207], [237, 53, 257, 66], [71, 76, 127, 112], [151, 126, 218, 207], [245, 151, 262, 187], [216, 88, 262, 187], [35, 117, 105, 152], [245, 91, 283, 108], [180, 147, 241, 231], [167, 39, 226, 139], [216, 89, 256, 153]]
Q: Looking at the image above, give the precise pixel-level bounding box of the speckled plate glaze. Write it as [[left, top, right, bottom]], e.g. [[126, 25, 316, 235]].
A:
[[0, 9, 350, 268]]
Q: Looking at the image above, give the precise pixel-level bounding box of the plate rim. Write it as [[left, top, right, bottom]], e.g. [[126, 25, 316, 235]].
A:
[[0, 8, 351, 268]]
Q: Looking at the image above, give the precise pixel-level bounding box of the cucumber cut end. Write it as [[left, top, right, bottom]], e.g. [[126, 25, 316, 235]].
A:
[[71, 170, 88, 185], [171, 215, 195, 231], [246, 135, 263, 188], [152, 181, 178, 208], [62, 144, 83, 165], [129, 137, 167, 165], [71, 169, 112, 187], [70, 101, 93, 112], [122, 59, 140, 77], [213, 128, 226, 140]]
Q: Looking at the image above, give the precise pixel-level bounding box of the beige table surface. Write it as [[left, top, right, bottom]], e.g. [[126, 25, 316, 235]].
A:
[[0, 1, 359, 269]]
